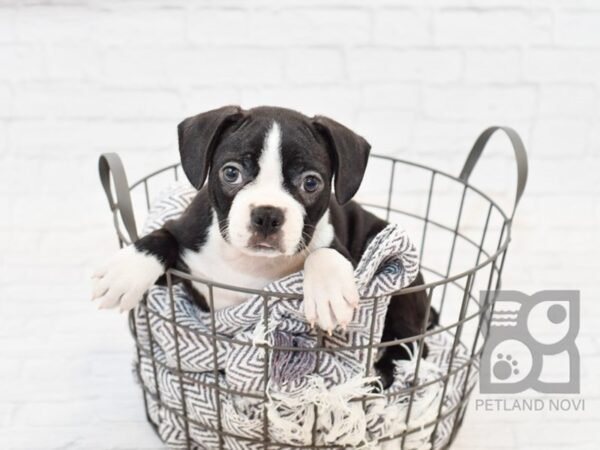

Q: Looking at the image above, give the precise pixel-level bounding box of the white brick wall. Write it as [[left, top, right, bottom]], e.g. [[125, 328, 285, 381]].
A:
[[0, 1, 598, 449]]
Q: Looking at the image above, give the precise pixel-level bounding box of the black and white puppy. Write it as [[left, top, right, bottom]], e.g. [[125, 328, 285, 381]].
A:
[[92, 106, 436, 387]]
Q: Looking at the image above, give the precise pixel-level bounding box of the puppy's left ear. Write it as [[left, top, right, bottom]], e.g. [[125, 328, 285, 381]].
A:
[[312, 115, 371, 205], [178, 105, 245, 189]]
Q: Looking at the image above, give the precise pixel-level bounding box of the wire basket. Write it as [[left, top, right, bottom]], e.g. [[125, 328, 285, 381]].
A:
[[98, 126, 528, 450]]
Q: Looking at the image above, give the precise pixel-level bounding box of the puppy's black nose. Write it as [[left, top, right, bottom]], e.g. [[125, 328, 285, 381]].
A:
[[251, 206, 284, 236]]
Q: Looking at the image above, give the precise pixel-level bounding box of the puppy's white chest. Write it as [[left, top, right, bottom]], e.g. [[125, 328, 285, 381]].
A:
[[181, 246, 303, 310]]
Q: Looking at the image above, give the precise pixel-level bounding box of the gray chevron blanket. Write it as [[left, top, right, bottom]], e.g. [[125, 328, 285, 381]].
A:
[[133, 184, 475, 450]]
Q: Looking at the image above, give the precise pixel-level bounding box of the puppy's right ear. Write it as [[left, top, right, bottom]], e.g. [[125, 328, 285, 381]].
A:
[[178, 105, 245, 189]]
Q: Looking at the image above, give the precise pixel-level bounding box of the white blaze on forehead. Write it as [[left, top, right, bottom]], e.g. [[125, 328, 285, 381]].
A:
[[255, 122, 283, 188], [226, 120, 307, 256]]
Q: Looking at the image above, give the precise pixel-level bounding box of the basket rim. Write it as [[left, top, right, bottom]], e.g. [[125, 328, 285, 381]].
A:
[[123, 153, 511, 299]]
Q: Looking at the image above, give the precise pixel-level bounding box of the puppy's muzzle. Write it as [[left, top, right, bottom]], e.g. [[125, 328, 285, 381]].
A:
[[250, 206, 284, 238]]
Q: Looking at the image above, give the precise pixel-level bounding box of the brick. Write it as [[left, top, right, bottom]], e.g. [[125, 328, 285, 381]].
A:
[[13, 83, 104, 119], [539, 85, 597, 118], [531, 118, 591, 156], [21, 357, 91, 382], [99, 89, 183, 120], [411, 120, 482, 155], [0, 403, 13, 428], [0, 8, 16, 43], [240, 86, 360, 125], [422, 86, 537, 121], [348, 49, 462, 82], [556, 0, 600, 8], [516, 421, 595, 448], [97, 9, 185, 45], [285, 48, 344, 84], [45, 44, 103, 81], [0, 121, 7, 153], [434, 10, 552, 46], [6, 120, 105, 155], [188, 8, 369, 46], [12, 402, 93, 427], [103, 48, 169, 87], [15, 6, 96, 44], [0, 83, 11, 117], [0, 428, 105, 450], [464, 49, 522, 83], [460, 0, 533, 5], [165, 48, 284, 85], [520, 194, 596, 228], [92, 120, 175, 152], [181, 86, 241, 114], [76, 423, 164, 449], [525, 49, 600, 82], [251, 8, 370, 46], [186, 9, 247, 45], [372, 9, 431, 46], [556, 12, 600, 46], [0, 45, 45, 81], [355, 109, 416, 153], [590, 126, 600, 157], [0, 356, 21, 382], [211, 0, 381, 4], [361, 83, 419, 109], [528, 158, 600, 193]]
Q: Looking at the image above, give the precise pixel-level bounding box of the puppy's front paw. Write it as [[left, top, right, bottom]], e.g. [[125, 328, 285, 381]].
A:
[[91, 246, 164, 312], [303, 248, 359, 334]]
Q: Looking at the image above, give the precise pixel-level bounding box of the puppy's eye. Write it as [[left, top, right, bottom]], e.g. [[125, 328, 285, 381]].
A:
[[302, 174, 321, 193], [221, 165, 243, 185]]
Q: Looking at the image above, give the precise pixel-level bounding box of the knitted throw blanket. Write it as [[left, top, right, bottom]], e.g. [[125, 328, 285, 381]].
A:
[[133, 184, 474, 450]]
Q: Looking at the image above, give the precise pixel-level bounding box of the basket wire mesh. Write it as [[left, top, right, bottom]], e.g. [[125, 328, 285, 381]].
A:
[[98, 126, 528, 449]]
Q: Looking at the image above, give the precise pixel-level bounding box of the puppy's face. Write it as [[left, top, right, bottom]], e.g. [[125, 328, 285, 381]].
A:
[[210, 119, 331, 256], [178, 106, 370, 257]]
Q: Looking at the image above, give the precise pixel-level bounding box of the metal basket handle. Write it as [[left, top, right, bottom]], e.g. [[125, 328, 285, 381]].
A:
[[98, 153, 139, 244], [459, 126, 528, 220]]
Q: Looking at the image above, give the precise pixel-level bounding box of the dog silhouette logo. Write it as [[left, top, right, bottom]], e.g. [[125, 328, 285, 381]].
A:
[[479, 290, 580, 394]]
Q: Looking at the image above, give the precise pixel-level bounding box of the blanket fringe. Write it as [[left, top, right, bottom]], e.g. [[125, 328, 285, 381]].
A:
[[266, 375, 382, 446], [251, 318, 280, 346]]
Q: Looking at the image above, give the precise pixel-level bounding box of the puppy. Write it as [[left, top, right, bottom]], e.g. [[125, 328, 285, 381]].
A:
[[92, 106, 436, 388]]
